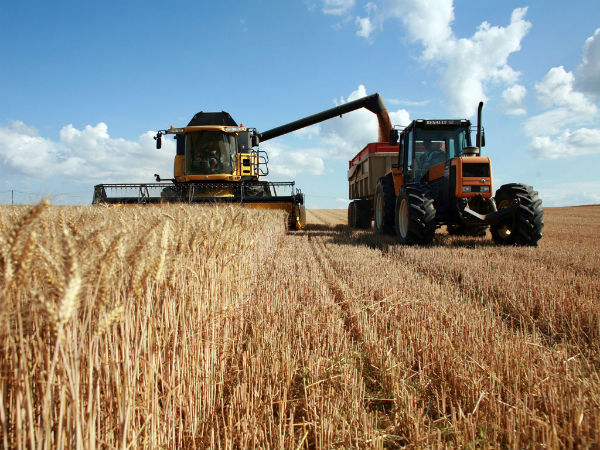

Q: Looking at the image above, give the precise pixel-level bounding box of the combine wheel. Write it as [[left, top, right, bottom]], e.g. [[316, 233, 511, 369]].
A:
[[160, 186, 181, 202], [374, 176, 396, 234], [288, 202, 306, 230], [491, 183, 544, 246], [395, 184, 436, 245]]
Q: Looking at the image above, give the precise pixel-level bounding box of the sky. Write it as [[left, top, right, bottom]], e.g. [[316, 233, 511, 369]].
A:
[[1, 0, 599, 208]]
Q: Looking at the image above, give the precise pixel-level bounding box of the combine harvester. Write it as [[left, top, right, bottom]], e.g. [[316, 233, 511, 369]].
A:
[[93, 111, 307, 229], [93, 96, 393, 229]]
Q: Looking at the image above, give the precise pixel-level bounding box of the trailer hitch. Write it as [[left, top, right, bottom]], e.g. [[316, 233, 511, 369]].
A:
[[463, 197, 519, 226]]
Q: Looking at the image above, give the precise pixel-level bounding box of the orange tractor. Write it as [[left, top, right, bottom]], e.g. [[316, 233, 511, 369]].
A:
[[346, 100, 544, 245]]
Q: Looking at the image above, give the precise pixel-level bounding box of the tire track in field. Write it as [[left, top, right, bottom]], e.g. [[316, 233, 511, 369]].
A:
[[391, 247, 600, 355], [305, 229, 395, 416]]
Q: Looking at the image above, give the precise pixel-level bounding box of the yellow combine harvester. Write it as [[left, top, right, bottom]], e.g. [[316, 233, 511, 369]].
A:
[[93, 111, 306, 229], [93, 94, 395, 229]]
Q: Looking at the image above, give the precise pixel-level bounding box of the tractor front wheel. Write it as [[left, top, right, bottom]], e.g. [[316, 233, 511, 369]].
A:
[[491, 183, 544, 246], [395, 184, 436, 245]]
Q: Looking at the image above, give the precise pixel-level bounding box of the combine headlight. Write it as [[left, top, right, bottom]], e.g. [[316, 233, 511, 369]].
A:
[[481, 186, 490, 193], [462, 186, 472, 193]]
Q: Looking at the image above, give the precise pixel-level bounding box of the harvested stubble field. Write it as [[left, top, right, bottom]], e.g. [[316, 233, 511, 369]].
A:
[[0, 202, 599, 449]]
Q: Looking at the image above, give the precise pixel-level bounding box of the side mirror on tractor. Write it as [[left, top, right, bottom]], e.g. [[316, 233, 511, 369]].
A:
[[154, 132, 162, 149], [477, 130, 485, 148], [389, 129, 399, 145]]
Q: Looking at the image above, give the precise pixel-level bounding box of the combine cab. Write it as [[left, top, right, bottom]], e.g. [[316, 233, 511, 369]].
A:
[[93, 112, 306, 229]]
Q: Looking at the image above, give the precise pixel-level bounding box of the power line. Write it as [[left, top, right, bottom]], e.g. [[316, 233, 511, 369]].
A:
[[0, 188, 90, 206]]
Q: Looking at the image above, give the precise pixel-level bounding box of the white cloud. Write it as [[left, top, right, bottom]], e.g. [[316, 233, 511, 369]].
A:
[[534, 66, 596, 114], [538, 181, 600, 207], [355, 16, 375, 39], [261, 142, 325, 178], [0, 121, 173, 184], [354, 1, 530, 117], [530, 128, 600, 159], [501, 84, 527, 115], [322, 0, 355, 16], [576, 28, 600, 100], [524, 107, 574, 137], [386, 98, 430, 107], [525, 31, 600, 160]]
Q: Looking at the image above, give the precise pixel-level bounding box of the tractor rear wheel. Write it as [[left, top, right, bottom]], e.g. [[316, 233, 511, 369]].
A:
[[395, 184, 436, 245], [491, 183, 544, 246], [374, 176, 395, 234]]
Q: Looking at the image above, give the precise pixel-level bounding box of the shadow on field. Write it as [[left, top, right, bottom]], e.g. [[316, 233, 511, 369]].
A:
[[298, 223, 499, 251]]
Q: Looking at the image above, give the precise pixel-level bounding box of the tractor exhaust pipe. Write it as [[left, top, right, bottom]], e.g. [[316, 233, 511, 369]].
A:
[[476, 101, 484, 151]]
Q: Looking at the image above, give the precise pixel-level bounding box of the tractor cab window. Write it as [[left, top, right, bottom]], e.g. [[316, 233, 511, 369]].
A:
[[186, 131, 235, 175], [406, 130, 414, 175], [412, 127, 469, 181]]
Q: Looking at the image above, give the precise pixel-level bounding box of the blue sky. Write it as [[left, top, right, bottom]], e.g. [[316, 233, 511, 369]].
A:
[[1, 0, 599, 208]]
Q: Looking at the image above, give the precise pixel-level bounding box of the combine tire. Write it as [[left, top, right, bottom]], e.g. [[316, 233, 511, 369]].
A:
[[395, 184, 436, 245], [491, 183, 544, 246], [374, 176, 395, 234]]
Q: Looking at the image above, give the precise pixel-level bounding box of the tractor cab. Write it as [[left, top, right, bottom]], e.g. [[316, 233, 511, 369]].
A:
[[390, 117, 494, 224], [395, 120, 475, 183]]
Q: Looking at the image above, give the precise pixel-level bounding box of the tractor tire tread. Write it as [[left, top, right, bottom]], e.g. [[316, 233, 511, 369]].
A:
[[399, 184, 436, 245], [375, 176, 396, 234], [492, 183, 544, 246]]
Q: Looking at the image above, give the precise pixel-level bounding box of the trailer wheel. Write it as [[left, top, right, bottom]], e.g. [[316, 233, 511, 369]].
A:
[[355, 200, 371, 229], [491, 183, 544, 246], [374, 176, 395, 234], [348, 201, 356, 227], [395, 184, 436, 245]]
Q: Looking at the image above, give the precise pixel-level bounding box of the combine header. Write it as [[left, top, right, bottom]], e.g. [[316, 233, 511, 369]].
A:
[[93, 112, 306, 229]]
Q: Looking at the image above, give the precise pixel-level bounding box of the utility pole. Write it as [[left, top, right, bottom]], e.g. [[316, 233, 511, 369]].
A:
[[11, 190, 14, 206]]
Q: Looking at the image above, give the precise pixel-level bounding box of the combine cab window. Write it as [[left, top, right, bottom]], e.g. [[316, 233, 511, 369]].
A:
[[412, 127, 469, 181], [186, 131, 235, 175]]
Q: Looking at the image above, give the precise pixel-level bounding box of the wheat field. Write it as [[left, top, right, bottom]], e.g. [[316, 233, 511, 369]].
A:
[[0, 202, 599, 449]]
